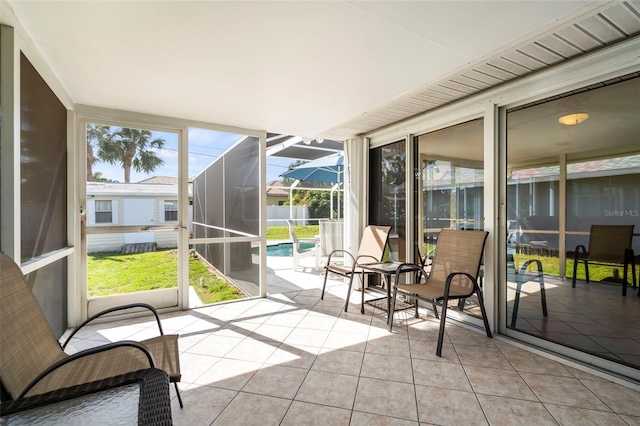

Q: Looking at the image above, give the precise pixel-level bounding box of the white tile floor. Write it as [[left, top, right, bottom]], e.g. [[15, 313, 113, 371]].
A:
[[65, 258, 640, 425]]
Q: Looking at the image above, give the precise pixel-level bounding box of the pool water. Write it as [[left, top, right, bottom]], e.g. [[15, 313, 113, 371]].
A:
[[264, 242, 316, 257]]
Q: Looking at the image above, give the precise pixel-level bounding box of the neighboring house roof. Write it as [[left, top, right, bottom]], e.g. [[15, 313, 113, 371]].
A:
[[137, 176, 179, 185], [420, 154, 640, 190], [87, 182, 178, 197], [266, 181, 289, 197]]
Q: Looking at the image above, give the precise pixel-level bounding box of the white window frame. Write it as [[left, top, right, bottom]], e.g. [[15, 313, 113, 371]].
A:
[[162, 199, 178, 222], [94, 199, 113, 224]]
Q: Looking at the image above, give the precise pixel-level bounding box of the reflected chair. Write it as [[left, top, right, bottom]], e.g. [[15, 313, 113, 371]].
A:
[[0, 252, 183, 407], [321, 225, 391, 313], [571, 224, 636, 296], [388, 230, 491, 357], [510, 259, 547, 327], [287, 219, 319, 270]]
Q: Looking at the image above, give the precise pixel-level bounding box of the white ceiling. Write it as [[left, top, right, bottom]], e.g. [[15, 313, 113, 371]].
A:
[[1, 0, 619, 140]]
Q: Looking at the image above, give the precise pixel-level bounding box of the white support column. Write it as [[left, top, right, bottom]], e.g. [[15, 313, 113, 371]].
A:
[[259, 131, 268, 297], [558, 153, 567, 280], [67, 110, 82, 326], [289, 180, 300, 222], [344, 137, 367, 263], [483, 101, 499, 333], [179, 126, 189, 308], [331, 182, 341, 219], [405, 135, 415, 263], [0, 25, 20, 259]]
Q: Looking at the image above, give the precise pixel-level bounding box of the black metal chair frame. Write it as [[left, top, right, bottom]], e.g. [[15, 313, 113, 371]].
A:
[[510, 259, 547, 328], [571, 225, 637, 296], [62, 303, 183, 408], [388, 262, 492, 357]]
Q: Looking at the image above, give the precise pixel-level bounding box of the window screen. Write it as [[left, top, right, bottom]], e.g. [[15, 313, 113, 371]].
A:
[[95, 200, 113, 223]]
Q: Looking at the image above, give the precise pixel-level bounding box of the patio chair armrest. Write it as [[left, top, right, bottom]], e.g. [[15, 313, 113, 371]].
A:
[[19, 341, 154, 399], [573, 244, 588, 260], [625, 247, 635, 260], [353, 255, 383, 273], [353, 255, 380, 265], [393, 262, 428, 285], [442, 272, 478, 300], [518, 259, 544, 276], [327, 249, 355, 265], [62, 303, 164, 349], [298, 238, 318, 245]]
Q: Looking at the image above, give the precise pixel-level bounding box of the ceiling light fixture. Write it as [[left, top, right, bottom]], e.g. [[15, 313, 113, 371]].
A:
[[302, 138, 312, 145], [558, 113, 589, 126], [315, 138, 324, 144]]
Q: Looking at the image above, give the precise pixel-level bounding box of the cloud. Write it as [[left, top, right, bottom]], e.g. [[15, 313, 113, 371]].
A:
[[158, 148, 178, 159]]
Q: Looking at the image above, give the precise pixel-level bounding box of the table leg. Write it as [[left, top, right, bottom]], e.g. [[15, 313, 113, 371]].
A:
[[384, 273, 392, 323]]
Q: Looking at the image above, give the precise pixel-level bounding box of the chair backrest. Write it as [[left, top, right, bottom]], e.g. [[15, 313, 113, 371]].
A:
[[319, 220, 343, 256], [428, 229, 488, 295], [287, 219, 298, 243], [587, 224, 634, 263], [0, 252, 66, 399], [286, 219, 303, 247], [356, 225, 392, 261]]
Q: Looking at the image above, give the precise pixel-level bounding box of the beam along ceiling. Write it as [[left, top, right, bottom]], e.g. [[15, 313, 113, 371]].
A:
[[2, 1, 634, 141]]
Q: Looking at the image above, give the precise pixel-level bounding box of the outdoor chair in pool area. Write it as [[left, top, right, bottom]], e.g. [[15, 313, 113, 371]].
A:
[[571, 224, 637, 296], [287, 219, 319, 270], [0, 252, 183, 407], [321, 225, 392, 313], [388, 229, 491, 357]]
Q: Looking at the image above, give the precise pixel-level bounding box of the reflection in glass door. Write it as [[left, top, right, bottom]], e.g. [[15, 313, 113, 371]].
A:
[[416, 118, 484, 319], [369, 141, 406, 262], [504, 76, 640, 374]]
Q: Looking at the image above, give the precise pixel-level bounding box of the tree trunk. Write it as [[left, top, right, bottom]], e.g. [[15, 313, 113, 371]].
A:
[[87, 147, 95, 182], [124, 156, 132, 183]]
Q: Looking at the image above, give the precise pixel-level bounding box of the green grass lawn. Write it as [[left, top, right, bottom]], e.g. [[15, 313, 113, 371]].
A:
[[88, 249, 244, 303], [88, 225, 321, 300], [513, 253, 639, 282], [266, 225, 318, 240], [188, 255, 245, 303]]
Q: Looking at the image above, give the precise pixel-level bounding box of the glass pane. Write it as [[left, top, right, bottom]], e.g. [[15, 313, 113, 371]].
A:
[[87, 124, 180, 297], [369, 141, 406, 261], [417, 118, 485, 318], [25, 258, 67, 337], [20, 53, 68, 262], [87, 233, 178, 297], [505, 76, 640, 370], [566, 154, 640, 281]]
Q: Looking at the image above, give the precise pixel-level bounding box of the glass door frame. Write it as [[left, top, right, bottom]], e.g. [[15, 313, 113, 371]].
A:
[[78, 116, 188, 318]]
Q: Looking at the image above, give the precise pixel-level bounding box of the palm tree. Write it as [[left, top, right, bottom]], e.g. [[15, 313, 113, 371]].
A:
[[91, 172, 117, 183], [86, 124, 112, 182], [98, 128, 165, 183]]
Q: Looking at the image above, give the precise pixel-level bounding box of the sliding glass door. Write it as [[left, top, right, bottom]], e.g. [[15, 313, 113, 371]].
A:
[[504, 75, 640, 374], [416, 118, 485, 319]]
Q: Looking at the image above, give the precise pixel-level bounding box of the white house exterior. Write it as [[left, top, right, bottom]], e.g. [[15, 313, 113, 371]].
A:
[[86, 182, 191, 253]]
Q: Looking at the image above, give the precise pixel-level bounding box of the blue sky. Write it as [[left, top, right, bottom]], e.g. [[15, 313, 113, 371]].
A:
[[91, 127, 296, 183]]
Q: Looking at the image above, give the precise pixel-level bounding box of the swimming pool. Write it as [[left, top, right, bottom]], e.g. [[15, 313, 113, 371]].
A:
[[263, 242, 316, 257]]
